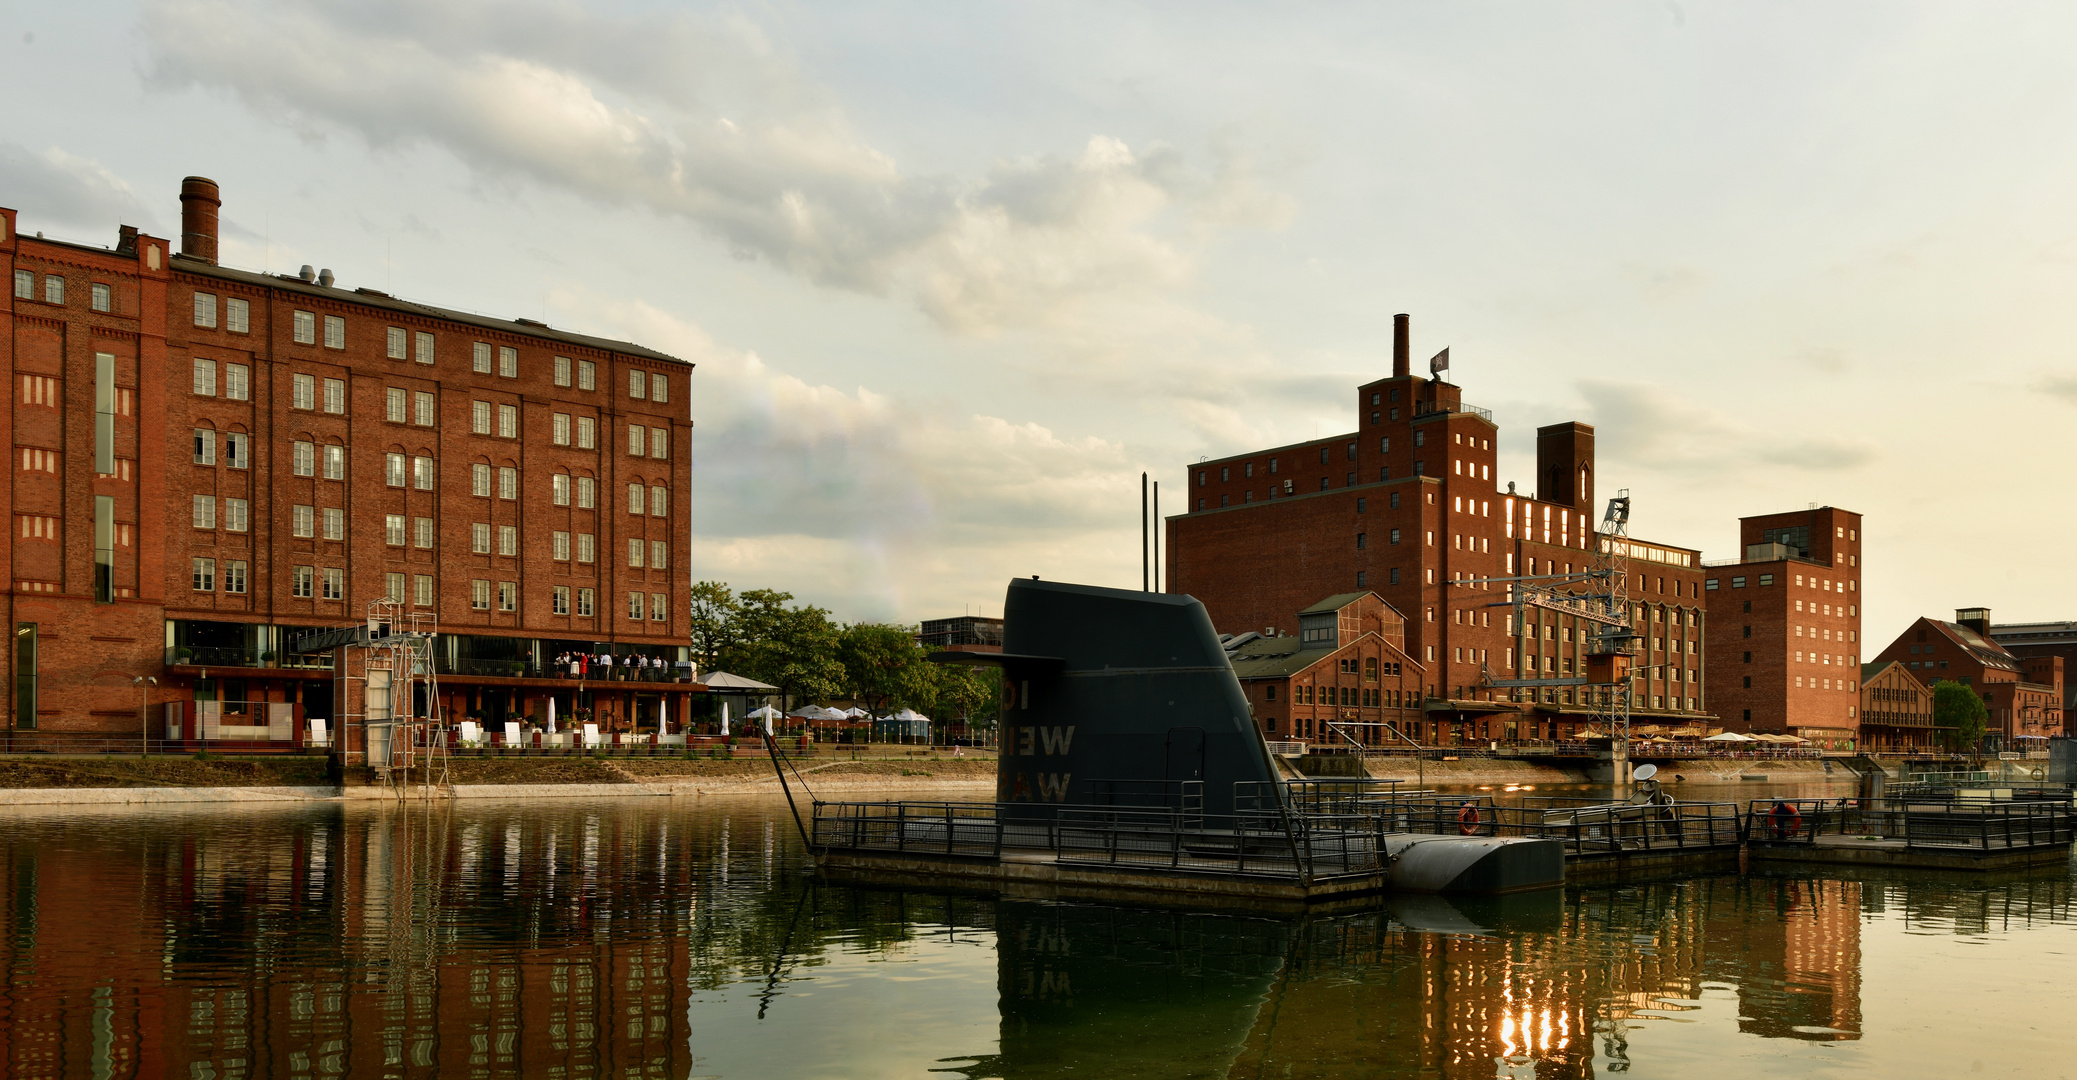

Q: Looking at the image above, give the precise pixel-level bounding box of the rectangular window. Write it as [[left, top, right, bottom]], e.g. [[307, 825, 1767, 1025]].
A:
[[628, 424, 646, 456], [95, 355, 116, 474], [192, 495, 216, 529], [651, 593, 667, 621], [322, 445, 345, 480], [385, 453, 406, 487], [628, 538, 645, 568], [323, 315, 345, 349], [650, 486, 667, 517], [225, 433, 248, 469], [413, 574, 434, 607], [552, 473, 570, 506], [577, 360, 596, 390], [292, 565, 314, 598], [553, 586, 570, 615], [628, 592, 645, 619], [576, 416, 596, 449], [387, 327, 408, 360], [414, 390, 435, 426], [192, 557, 216, 592], [553, 356, 572, 387], [472, 522, 492, 554], [226, 297, 249, 333], [225, 560, 247, 595], [322, 508, 344, 541], [225, 498, 249, 533], [553, 531, 570, 561], [576, 533, 595, 564], [651, 373, 669, 403], [415, 330, 434, 364], [292, 373, 315, 410], [497, 404, 517, 438], [42, 276, 63, 305], [473, 342, 493, 374], [91, 282, 111, 313], [498, 581, 516, 612], [577, 588, 594, 617], [194, 292, 218, 327], [292, 504, 314, 538], [387, 387, 407, 423], [471, 579, 491, 610], [576, 476, 595, 509], [413, 455, 434, 490], [472, 400, 492, 434], [385, 572, 406, 603], [498, 525, 517, 557], [294, 310, 316, 344], [93, 495, 114, 603], [471, 463, 491, 497], [414, 517, 434, 549], [385, 514, 406, 545], [498, 466, 518, 500], [12, 269, 32, 300], [322, 378, 345, 414], [1759, 574, 1775, 586], [1732, 576, 1747, 588], [498, 346, 517, 378], [193, 358, 218, 396], [553, 413, 570, 445], [650, 427, 668, 459], [321, 567, 344, 600], [224, 363, 249, 401], [628, 483, 644, 514], [16, 622, 39, 728], [650, 540, 667, 570], [629, 369, 647, 399]]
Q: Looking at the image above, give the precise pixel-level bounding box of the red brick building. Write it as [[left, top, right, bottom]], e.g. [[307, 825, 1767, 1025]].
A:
[[1700, 507, 1864, 746], [3, 178, 698, 754], [1857, 661, 1936, 751], [1870, 609, 2064, 752], [1169, 314, 1710, 744], [1225, 592, 1424, 745], [1989, 618, 2077, 721]]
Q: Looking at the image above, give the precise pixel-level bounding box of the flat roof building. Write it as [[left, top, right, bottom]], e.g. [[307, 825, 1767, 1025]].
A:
[[3, 178, 699, 758], [1700, 507, 1864, 747]]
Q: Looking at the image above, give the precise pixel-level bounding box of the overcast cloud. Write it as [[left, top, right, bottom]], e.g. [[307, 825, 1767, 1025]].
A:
[[7, 1, 2077, 645]]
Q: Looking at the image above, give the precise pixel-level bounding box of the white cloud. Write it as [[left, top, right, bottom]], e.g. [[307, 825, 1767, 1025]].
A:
[[1577, 379, 1877, 474], [141, 0, 1288, 336], [0, 144, 154, 233]]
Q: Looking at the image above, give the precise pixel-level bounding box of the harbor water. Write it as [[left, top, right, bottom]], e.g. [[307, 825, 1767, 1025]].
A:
[[2, 781, 2072, 1078]]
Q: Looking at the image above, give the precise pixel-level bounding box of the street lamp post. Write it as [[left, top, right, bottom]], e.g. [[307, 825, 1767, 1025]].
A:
[[132, 675, 157, 757]]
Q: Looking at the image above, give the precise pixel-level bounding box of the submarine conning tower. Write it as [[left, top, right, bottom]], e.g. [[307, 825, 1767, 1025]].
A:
[[988, 578, 1282, 821]]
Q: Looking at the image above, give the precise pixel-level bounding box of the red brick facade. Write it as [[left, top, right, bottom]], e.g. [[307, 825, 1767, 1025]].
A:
[[3, 181, 697, 746], [1700, 507, 1863, 745], [1168, 316, 1709, 742], [1870, 611, 2064, 751]]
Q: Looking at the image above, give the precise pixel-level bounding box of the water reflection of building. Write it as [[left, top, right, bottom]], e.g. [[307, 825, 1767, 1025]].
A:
[[1725, 878, 1863, 1041]]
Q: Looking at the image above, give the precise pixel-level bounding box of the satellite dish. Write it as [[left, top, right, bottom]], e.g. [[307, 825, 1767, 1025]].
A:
[[1632, 763, 1658, 782]]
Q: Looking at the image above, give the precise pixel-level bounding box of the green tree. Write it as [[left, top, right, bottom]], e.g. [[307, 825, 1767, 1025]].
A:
[[837, 623, 936, 714], [723, 589, 847, 709], [1932, 679, 1988, 752], [932, 662, 1001, 738], [687, 581, 740, 672]]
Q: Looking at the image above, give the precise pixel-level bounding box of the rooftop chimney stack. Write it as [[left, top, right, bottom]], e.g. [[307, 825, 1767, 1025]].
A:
[[1392, 313, 1410, 378], [179, 176, 220, 264]]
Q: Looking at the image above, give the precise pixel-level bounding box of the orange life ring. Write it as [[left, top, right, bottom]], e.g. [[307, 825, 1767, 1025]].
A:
[[1769, 802, 1802, 839], [1456, 803, 1481, 836]]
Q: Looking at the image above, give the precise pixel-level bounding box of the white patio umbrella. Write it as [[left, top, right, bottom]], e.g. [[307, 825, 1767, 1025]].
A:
[[547, 697, 557, 733], [1703, 731, 1753, 742], [745, 704, 785, 735]]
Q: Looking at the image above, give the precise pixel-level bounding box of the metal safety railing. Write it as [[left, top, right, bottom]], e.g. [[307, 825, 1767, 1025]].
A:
[[810, 801, 1006, 859], [1746, 797, 2077, 851], [1378, 797, 1744, 855]]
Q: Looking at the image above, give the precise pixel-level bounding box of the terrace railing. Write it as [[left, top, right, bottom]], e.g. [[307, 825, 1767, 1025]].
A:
[[1745, 797, 2077, 851]]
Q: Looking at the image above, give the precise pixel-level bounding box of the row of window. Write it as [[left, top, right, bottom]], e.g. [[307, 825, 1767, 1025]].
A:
[[191, 559, 669, 622], [15, 270, 114, 312]]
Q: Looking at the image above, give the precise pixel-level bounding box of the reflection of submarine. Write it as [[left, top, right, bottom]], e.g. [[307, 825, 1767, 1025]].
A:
[[923, 578, 1563, 897]]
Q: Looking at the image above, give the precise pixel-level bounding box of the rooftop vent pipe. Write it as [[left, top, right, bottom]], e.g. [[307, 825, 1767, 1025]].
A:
[[299, 265, 315, 282], [179, 176, 221, 264], [318, 268, 334, 287]]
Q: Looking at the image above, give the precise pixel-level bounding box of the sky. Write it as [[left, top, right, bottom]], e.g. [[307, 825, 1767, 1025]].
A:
[[4, 1, 2075, 653]]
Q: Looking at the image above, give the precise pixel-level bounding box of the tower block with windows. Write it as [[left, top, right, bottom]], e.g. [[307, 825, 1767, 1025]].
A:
[[3, 178, 700, 754], [1169, 316, 1709, 746]]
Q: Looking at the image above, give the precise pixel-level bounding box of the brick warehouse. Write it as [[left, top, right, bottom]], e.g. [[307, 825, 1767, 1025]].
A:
[[1167, 315, 1711, 746], [2, 178, 699, 758], [1699, 507, 1865, 747]]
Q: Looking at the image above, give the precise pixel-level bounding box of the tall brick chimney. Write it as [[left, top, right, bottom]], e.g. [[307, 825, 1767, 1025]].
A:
[[180, 176, 221, 264], [1392, 313, 1410, 378]]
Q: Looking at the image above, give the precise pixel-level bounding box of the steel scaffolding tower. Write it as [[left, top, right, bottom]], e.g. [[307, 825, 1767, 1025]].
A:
[[334, 600, 449, 799]]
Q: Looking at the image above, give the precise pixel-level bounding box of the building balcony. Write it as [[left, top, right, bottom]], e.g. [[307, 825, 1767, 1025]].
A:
[[1412, 400, 1493, 423], [165, 645, 333, 671]]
